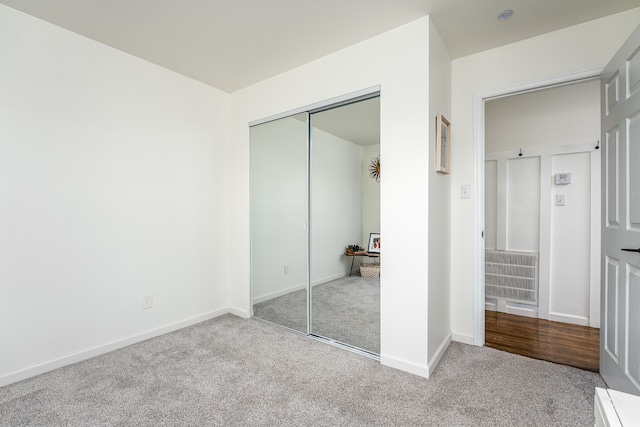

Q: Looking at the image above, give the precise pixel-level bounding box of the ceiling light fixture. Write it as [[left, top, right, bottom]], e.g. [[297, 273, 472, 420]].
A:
[[497, 9, 514, 21]]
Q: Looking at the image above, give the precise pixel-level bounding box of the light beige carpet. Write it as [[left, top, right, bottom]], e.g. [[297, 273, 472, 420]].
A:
[[0, 314, 604, 426]]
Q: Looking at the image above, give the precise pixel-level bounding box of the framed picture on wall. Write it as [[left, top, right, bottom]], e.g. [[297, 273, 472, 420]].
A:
[[368, 233, 381, 253], [436, 114, 451, 174]]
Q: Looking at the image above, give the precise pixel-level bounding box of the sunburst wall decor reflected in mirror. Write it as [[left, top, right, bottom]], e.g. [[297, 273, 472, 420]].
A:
[[369, 156, 380, 182]]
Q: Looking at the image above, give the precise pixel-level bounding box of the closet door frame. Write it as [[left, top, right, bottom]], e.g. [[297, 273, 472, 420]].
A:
[[249, 86, 380, 343]]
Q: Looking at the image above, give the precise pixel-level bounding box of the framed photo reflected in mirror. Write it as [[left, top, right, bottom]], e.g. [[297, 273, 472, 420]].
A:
[[368, 233, 381, 254]]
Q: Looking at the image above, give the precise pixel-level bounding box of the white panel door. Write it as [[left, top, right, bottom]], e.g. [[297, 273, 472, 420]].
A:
[[601, 24, 640, 395]]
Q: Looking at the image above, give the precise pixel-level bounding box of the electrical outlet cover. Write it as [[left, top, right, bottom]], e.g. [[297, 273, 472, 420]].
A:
[[143, 295, 153, 309]]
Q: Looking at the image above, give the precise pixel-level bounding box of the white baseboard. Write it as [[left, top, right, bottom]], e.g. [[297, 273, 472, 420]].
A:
[[549, 312, 589, 326], [0, 307, 233, 388], [486, 298, 538, 318], [487, 301, 587, 324], [252, 283, 305, 304], [228, 307, 250, 319], [452, 332, 475, 345], [380, 354, 430, 378], [428, 332, 452, 376], [252, 271, 353, 305], [506, 303, 538, 318], [311, 272, 349, 287]]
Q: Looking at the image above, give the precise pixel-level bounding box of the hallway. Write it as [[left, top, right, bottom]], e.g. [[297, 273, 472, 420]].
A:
[[485, 311, 600, 372]]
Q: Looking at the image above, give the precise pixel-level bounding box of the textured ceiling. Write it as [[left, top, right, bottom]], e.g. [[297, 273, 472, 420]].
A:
[[1, 0, 639, 92]]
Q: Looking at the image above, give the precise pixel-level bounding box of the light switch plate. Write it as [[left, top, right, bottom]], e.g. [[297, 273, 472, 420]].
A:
[[461, 184, 471, 199], [556, 194, 566, 206]]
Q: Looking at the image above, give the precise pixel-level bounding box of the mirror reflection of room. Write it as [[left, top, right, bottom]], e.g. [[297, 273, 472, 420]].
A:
[[310, 97, 380, 354], [250, 113, 309, 334], [250, 96, 380, 355]]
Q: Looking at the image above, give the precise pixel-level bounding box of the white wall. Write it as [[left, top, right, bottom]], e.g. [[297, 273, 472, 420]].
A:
[[230, 17, 440, 377], [450, 9, 640, 343], [0, 5, 231, 386], [550, 152, 594, 325], [250, 118, 364, 304], [362, 145, 381, 248], [250, 117, 308, 303], [505, 157, 541, 251], [485, 80, 600, 153], [427, 22, 452, 368], [311, 127, 364, 283]]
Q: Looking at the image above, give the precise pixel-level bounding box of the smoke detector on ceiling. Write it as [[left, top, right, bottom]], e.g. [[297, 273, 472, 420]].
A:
[[498, 9, 514, 21]]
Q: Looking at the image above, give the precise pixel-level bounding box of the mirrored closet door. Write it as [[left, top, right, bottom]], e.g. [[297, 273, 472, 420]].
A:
[[250, 94, 380, 355], [250, 113, 309, 333], [309, 98, 380, 353]]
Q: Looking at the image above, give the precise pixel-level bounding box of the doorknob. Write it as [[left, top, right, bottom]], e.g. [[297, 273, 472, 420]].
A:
[[622, 248, 640, 253]]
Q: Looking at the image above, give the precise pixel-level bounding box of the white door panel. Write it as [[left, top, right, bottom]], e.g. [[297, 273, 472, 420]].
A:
[[601, 24, 640, 395]]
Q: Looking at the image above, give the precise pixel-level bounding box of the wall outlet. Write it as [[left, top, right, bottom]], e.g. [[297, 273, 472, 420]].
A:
[[143, 295, 153, 309], [284, 265, 289, 275]]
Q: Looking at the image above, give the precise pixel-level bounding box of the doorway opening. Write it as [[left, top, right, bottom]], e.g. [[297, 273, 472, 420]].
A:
[[475, 75, 602, 369]]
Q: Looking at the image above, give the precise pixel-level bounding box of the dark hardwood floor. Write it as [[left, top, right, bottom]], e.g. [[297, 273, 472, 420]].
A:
[[485, 311, 600, 372]]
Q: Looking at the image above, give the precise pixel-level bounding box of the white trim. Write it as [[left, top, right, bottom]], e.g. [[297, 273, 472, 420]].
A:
[[538, 154, 552, 320], [549, 312, 590, 326], [485, 299, 497, 311], [452, 332, 474, 345], [311, 272, 352, 287], [228, 307, 251, 319], [506, 303, 539, 318], [251, 272, 357, 304], [485, 300, 540, 318], [427, 332, 452, 376], [495, 158, 507, 250], [252, 283, 306, 304], [590, 148, 602, 328], [380, 354, 430, 378], [0, 308, 232, 388], [473, 89, 486, 346], [482, 69, 601, 102], [485, 141, 600, 159], [472, 67, 603, 347], [594, 388, 622, 427], [249, 85, 381, 127]]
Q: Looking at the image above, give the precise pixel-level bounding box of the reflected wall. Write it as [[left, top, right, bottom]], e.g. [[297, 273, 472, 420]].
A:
[[250, 113, 308, 333]]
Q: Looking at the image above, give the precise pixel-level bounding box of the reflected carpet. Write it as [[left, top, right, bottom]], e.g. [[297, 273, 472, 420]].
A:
[[253, 275, 379, 353]]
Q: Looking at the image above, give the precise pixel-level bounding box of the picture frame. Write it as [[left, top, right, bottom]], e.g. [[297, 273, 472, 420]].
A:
[[435, 114, 451, 174], [368, 233, 381, 253]]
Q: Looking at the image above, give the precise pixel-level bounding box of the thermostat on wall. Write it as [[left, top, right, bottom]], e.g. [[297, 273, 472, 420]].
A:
[[555, 173, 571, 185]]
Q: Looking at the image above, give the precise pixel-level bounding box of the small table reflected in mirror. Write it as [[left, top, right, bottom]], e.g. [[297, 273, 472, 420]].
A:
[[343, 251, 380, 276]]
